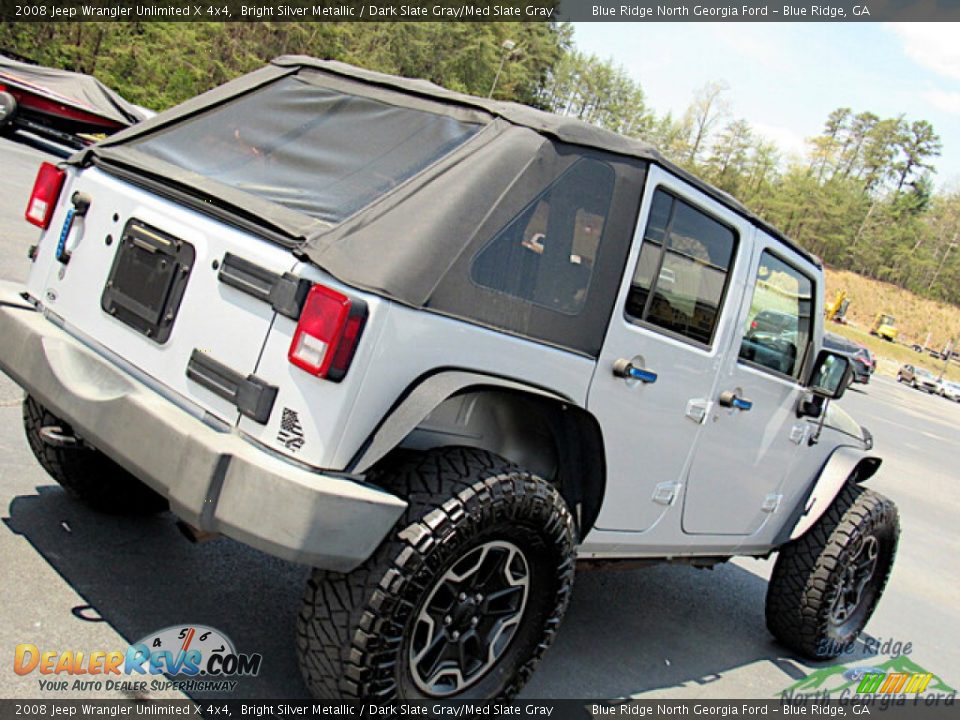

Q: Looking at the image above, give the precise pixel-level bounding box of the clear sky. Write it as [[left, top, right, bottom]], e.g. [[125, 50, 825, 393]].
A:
[[571, 22, 960, 189]]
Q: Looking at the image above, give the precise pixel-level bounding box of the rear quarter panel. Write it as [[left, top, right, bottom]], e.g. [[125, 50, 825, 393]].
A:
[[241, 268, 597, 471]]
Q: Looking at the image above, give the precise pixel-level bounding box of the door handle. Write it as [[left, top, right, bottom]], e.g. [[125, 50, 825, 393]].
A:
[[55, 192, 91, 265], [718, 390, 752, 411], [613, 358, 657, 383]]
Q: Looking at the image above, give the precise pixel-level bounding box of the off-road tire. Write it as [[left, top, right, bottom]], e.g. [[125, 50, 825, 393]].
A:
[[765, 482, 899, 660], [296, 447, 576, 699], [23, 395, 168, 515]]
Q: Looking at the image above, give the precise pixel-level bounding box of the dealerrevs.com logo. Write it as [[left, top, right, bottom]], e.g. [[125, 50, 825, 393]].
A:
[[14, 625, 262, 694]]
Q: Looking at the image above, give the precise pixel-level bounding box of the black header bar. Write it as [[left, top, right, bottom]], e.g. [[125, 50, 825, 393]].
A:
[[0, 699, 958, 720], [2, 0, 960, 22]]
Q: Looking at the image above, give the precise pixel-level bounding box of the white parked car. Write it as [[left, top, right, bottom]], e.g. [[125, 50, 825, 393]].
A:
[[0, 57, 899, 700], [940, 381, 960, 402]]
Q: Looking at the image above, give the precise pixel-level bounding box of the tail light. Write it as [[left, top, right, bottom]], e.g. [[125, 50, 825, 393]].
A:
[[288, 285, 367, 382], [750, 320, 758, 330], [25, 162, 66, 229]]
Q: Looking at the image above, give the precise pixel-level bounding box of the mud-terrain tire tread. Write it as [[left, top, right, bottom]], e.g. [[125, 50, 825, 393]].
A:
[[297, 446, 576, 700], [765, 482, 899, 660], [22, 395, 168, 515]]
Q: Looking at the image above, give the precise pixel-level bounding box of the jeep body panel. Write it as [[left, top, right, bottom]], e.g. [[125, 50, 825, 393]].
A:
[[242, 280, 596, 470], [580, 162, 840, 553], [5, 56, 877, 572], [0, 281, 406, 570], [586, 164, 754, 535], [26, 166, 297, 427], [680, 227, 824, 537]]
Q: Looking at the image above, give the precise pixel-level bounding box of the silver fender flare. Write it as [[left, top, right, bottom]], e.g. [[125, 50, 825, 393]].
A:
[[788, 446, 882, 541]]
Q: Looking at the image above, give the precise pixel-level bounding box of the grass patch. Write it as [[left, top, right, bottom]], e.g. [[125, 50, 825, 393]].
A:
[[825, 267, 960, 350], [823, 267, 960, 382]]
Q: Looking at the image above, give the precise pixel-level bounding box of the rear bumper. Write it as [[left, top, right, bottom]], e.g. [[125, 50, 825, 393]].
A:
[[0, 282, 405, 571]]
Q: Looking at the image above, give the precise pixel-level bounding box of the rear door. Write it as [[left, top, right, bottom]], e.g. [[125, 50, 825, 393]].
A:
[[681, 239, 817, 535], [587, 166, 751, 532], [31, 166, 295, 426]]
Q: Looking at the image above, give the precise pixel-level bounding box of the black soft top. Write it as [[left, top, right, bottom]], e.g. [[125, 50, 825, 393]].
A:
[[71, 57, 818, 358], [271, 56, 816, 266], [75, 55, 815, 267]]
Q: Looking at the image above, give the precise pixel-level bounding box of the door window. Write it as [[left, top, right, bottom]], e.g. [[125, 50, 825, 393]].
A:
[[738, 251, 813, 379], [625, 189, 738, 346]]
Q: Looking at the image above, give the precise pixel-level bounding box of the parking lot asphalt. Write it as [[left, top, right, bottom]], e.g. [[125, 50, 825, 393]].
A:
[[0, 136, 957, 701]]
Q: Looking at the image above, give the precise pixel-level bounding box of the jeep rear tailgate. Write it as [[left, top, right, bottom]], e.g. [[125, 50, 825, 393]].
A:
[[27, 166, 295, 427]]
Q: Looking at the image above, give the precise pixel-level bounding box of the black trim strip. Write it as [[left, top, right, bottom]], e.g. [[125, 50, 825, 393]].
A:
[[11, 116, 87, 151], [186, 350, 278, 424], [218, 253, 312, 320]]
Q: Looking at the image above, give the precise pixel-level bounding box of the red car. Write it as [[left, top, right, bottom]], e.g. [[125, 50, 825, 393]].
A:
[[0, 53, 147, 150]]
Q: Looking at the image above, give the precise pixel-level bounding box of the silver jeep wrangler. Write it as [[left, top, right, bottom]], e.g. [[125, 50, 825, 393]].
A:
[[0, 56, 899, 700]]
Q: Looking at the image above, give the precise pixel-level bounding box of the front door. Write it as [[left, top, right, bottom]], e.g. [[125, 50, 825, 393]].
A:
[[587, 167, 750, 532], [681, 241, 817, 535]]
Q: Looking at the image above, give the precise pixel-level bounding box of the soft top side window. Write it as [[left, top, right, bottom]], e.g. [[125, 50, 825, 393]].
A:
[[470, 158, 616, 316], [625, 188, 738, 346]]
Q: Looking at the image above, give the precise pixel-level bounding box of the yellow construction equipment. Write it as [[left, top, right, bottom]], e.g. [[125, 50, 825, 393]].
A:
[[825, 289, 848, 323], [870, 313, 898, 341]]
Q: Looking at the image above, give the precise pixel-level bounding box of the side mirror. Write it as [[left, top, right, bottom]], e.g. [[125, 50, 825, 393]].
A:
[[806, 350, 852, 399]]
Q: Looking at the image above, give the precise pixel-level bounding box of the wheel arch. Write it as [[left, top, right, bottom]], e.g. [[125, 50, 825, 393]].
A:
[[347, 370, 607, 539], [779, 446, 882, 544]]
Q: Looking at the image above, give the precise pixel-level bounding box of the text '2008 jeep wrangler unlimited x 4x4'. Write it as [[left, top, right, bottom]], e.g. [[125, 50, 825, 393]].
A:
[[0, 57, 898, 700]]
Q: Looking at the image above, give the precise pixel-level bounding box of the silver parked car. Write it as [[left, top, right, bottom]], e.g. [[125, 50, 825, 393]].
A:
[[0, 57, 898, 699], [940, 381, 960, 402], [898, 364, 941, 393]]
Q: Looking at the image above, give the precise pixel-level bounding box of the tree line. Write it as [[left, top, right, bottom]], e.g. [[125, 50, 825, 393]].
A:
[[2, 21, 957, 307], [0, 23, 569, 113]]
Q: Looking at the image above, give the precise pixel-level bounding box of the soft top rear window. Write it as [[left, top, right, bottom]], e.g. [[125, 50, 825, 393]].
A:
[[128, 74, 482, 224]]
